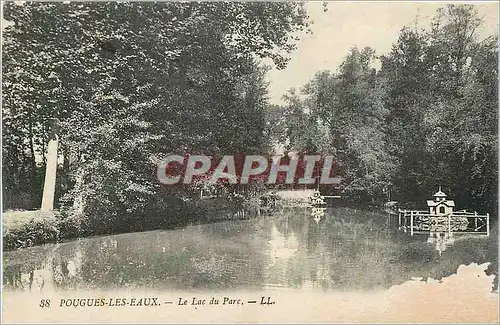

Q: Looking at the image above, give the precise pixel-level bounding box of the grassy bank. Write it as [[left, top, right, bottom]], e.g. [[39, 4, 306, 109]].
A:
[[3, 210, 63, 250], [1, 192, 389, 251], [2, 196, 266, 251]]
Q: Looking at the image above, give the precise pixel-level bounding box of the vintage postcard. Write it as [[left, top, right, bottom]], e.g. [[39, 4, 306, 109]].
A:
[[1, 1, 499, 323]]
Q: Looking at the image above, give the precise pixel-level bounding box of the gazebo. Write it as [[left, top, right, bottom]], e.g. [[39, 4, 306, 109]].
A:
[[426, 187, 455, 216]]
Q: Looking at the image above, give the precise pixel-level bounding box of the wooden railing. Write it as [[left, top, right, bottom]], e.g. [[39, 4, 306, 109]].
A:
[[397, 209, 490, 236]]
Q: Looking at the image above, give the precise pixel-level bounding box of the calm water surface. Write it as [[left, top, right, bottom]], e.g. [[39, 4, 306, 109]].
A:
[[3, 207, 498, 292]]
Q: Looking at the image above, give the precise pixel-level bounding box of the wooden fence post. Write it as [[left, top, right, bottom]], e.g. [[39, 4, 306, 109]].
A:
[[487, 213, 490, 236], [410, 211, 414, 236]]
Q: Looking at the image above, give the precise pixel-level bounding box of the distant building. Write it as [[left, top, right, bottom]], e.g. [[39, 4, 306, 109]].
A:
[[427, 187, 455, 216]]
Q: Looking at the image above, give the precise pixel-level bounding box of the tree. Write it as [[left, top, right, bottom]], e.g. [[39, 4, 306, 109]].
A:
[[380, 4, 498, 213], [276, 4, 497, 210], [277, 47, 396, 201], [2, 2, 310, 229]]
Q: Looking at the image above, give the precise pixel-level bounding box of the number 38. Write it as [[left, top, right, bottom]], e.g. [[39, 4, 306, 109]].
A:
[[39, 299, 51, 308]]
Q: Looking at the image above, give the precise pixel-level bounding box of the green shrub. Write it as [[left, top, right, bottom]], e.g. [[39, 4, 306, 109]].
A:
[[3, 217, 60, 250]]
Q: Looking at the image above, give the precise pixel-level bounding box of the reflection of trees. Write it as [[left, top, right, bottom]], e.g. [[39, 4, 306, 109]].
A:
[[262, 207, 496, 291], [3, 208, 496, 292], [3, 264, 22, 289], [3, 242, 83, 291], [67, 221, 272, 291], [306, 218, 320, 252], [5, 222, 272, 292], [194, 217, 272, 290]]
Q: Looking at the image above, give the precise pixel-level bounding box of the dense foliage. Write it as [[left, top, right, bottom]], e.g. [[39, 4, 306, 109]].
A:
[[2, 3, 497, 237], [273, 5, 497, 213], [2, 1, 309, 232]]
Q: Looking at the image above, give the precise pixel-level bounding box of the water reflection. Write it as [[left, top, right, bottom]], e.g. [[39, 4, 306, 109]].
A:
[[428, 232, 453, 255], [3, 207, 497, 293], [426, 231, 487, 257], [311, 207, 326, 224], [397, 211, 492, 256]]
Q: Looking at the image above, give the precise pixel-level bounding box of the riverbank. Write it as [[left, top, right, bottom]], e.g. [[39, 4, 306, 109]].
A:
[[0, 186, 408, 252], [3, 210, 56, 232], [5, 190, 490, 251], [2, 196, 267, 251], [2, 210, 74, 251], [2, 188, 306, 251]]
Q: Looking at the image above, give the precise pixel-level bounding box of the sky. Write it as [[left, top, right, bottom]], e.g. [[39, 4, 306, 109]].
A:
[[265, 1, 499, 105]]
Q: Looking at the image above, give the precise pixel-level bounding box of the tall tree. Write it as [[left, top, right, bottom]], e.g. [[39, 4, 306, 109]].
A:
[[279, 47, 396, 201], [380, 4, 498, 212], [2, 2, 310, 227]]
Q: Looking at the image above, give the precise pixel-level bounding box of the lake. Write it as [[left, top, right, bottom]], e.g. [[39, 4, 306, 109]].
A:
[[3, 207, 498, 293]]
